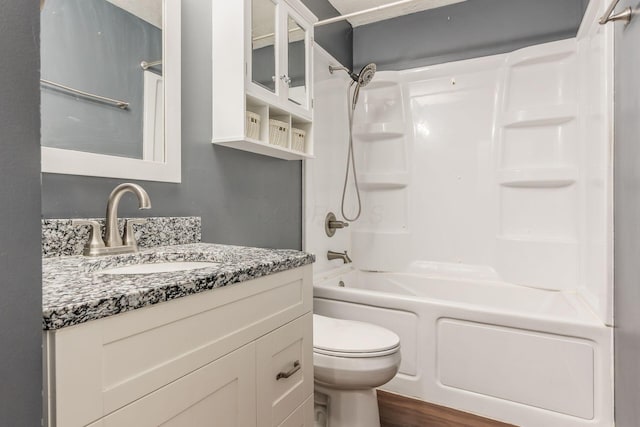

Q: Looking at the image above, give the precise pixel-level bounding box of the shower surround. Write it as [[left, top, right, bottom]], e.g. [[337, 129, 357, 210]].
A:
[[307, 1, 614, 426]]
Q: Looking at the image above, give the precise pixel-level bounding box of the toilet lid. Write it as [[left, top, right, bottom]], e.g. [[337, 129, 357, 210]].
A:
[[313, 314, 400, 356]]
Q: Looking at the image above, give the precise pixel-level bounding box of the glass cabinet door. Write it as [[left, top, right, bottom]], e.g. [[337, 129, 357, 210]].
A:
[[251, 0, 277, 93], [286, 14, 307, 108]]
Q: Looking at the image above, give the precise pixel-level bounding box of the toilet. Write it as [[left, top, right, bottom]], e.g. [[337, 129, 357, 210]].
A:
[[313, 314, 401, 427]]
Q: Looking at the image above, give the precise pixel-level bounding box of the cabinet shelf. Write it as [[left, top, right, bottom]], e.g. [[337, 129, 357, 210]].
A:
[[213, 137, 314, 161]]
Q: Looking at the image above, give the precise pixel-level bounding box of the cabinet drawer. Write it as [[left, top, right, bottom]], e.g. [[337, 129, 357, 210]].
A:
[[279, 395, 314, 427], [87, 343, 256, 427], [257, 313, 313, 427]]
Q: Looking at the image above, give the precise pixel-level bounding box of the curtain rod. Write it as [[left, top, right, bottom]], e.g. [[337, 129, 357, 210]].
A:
[[314, 0, 425, 27]]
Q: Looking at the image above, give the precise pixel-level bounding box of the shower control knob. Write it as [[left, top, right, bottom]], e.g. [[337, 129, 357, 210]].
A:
[[329, 220, 349, 229], [325, 212, 349, 237]]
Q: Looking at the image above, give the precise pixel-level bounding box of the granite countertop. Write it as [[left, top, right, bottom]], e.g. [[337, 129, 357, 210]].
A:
[[43, 243, 315, 330]]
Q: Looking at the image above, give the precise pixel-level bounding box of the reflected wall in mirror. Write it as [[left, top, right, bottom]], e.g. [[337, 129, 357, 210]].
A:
[[251, 0, 276, 92], [287, 15, 306, 106], [40, 0, 181, 183]]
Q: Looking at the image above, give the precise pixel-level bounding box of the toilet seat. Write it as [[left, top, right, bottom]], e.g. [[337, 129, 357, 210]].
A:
[[313, 314, 400, 358]]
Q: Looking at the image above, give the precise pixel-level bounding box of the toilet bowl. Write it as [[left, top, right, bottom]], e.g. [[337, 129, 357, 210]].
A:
[[313, 314, 401, 427]]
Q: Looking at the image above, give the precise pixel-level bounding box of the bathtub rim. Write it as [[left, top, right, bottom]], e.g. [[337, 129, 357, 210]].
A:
[[313, 266, 606, 327]]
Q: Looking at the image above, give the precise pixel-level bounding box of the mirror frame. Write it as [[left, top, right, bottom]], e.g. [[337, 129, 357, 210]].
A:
[[41, 0, 182, 183]]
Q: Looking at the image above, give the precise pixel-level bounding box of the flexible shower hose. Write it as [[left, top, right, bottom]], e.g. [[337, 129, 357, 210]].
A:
[[341, 81, 363, 222]]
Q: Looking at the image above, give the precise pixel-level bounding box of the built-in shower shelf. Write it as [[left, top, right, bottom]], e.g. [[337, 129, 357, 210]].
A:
[[497, 235, 578, 245], [363, 72, 401, 91], [502, 104, 577, 128], [359, 172, 409, 190], [498, 167, 577, 188], [213, 137, 314, 161], [352, 122, 404, 141]]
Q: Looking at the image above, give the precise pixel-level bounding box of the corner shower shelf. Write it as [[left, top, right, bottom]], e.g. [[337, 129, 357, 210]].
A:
[[502, 104, 577, 128], [497, 235, 578, 244], [359, 172, 409, 190], [362, 72, 401, 90], [498, 167, 577, 188], [352, 122, 404, 141]]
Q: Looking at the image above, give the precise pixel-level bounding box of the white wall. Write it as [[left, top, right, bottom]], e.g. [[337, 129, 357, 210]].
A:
[[305, 46, 352, 274]]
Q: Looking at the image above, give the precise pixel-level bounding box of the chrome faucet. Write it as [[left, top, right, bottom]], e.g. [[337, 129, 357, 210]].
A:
[[327, 250, 352, 264], [72, 183, 151, 256]]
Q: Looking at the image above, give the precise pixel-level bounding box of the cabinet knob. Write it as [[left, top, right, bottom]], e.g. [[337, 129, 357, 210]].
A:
[[280, 75, 292, 86], [276, 360, 300, 380]]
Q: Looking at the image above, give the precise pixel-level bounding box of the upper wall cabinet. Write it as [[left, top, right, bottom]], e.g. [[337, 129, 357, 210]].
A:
[[212, 0, 317, 160]]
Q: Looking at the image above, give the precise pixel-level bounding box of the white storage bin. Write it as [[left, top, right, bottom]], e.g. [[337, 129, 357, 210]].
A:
[[291, 128, 306, 152], [245, 111, 261, 140], [269, 119, 289, 148]]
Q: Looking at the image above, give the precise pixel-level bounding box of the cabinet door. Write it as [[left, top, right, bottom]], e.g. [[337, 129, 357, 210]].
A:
[[256, 313, 313, 427], [89, 343, 257, 427], [278, 396, 314, 427], [249, 0, 281, 104], [281, 5, 312, 113]]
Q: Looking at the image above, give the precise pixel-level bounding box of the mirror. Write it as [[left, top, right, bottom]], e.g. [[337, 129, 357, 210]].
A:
[[251, 0, 277, 93], [40, 0, 181, 183], [287, 15, 306, 107]]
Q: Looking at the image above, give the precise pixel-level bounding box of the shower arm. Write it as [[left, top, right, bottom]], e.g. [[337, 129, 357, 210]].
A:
[[329, 65, 350, 74], [329, 65, 360, 83]]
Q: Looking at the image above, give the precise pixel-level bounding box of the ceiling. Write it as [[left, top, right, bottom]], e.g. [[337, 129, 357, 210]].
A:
[[327, 0, 466, 27]]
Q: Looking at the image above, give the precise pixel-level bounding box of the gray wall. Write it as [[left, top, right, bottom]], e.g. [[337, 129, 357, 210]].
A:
[[41, 0, 352, 251], [0, 1, 43, 425], [41, 0, 161, 158], [354, 0, 589, 71], [42, 0, 302, 250], [302, 0, 352, 69], [614, 1, 640, 425]]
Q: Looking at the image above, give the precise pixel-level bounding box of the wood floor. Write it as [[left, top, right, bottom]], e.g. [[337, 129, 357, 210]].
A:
[[378, 390, 518, 427]]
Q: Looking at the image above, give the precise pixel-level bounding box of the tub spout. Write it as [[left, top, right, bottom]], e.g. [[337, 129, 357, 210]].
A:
[[328, 250, 352, 264]]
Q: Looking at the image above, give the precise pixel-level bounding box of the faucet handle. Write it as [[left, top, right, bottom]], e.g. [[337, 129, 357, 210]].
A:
[[72, 220, 106, 255], [123, 218, 147, 248], [325, 212, 349, 237]]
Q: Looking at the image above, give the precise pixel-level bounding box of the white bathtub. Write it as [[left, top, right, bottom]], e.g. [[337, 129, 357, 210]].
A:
[[313, 268, 613, 427]]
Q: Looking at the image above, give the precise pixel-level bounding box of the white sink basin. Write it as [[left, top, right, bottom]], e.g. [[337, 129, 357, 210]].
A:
[[98, 261, 220, 275]]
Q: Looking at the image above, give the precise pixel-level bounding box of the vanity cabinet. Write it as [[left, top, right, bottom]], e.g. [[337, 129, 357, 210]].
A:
[[211, 0, 316, 160], [43, 266, 313, 427]]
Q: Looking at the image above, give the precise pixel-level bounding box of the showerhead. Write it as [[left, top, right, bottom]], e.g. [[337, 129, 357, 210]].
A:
[[329, 63, 377, 86], [356, 63, 376, 87]]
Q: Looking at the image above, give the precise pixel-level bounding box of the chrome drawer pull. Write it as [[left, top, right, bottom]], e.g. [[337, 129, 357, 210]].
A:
[[276, 361, 301, 380]]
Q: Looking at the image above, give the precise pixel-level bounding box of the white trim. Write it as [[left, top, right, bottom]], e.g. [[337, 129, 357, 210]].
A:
[[41, 0, 181, 183], [142, 71, 164, 162]]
